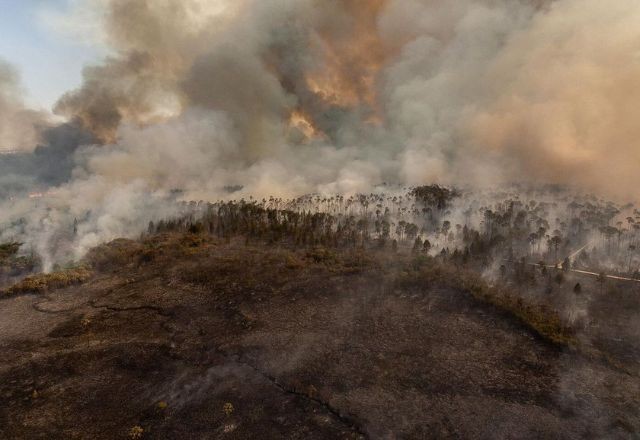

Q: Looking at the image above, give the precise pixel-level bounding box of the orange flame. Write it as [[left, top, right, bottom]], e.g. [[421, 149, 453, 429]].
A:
[[304, 0, 390, 115], [28, 189, 57, 199], [288, 110, 326, 140]]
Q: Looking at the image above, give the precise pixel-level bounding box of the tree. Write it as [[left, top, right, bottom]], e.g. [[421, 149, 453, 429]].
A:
[[597, 272, 606, 294], [599, 226, 617, 255], [528, 233, 537, 256], [442, 221, 451, 239], [550, 235, 562, 263], [628, 244, 636, 273], [396, 221, 406, 241], [412, 237, 422, 253], [406, 223, 419, 241]]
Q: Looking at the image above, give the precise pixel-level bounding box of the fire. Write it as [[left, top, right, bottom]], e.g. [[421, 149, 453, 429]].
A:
[[303, 0, 390, 115], [28, 190, 57, 199], [305, 75, 360, 108], [288, 110, 325, 140]]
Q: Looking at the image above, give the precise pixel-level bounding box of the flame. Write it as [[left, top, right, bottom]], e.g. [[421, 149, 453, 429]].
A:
[[288, 110, 326, 140], [304, 0, 390, 115], [28, 189, 58, 199]]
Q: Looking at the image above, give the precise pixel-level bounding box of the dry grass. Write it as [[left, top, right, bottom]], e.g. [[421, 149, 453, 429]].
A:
[[464, 280, 577, 347], [394, 260, 578, 348], [2, 267, 92, 296], [85, 238, 146, 271]]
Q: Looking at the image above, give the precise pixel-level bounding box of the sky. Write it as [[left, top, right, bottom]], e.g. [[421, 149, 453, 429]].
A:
[[0, 0, 103, 111]]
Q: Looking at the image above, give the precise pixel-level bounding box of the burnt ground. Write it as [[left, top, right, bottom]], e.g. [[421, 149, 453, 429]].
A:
[[0, 234, 638, 439]]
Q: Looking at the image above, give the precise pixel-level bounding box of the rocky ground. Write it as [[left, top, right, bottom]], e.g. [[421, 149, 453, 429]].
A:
[[0, 234, 638, 439]]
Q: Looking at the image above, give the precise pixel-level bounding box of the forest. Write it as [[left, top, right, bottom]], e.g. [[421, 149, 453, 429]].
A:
[[147, 184, 640, 280]]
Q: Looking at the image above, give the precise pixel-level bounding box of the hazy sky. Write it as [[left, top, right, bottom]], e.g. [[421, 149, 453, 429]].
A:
[[0, 0, 103, 111]]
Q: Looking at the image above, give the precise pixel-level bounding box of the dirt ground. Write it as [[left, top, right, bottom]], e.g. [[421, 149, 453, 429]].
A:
[[0, 235, 638, 439]]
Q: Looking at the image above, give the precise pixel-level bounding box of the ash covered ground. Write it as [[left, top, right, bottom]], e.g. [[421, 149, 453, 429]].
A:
[[1, 186, 639, 439]]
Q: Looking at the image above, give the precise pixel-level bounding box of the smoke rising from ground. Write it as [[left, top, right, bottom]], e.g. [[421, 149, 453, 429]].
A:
[[1, 0, 640, 262]]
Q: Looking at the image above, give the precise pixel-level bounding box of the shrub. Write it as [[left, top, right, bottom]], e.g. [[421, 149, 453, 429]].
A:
[[0, 242, 20, 261], [86, 239, 143, 271], [306, 248, 337, 264], [223, 402, 234, 417], [3, 267, 92, 296], [128, 426, 144, 439], [395, 263, 577, 348], [457, 270, 576, 347], [285, 254, 304, 270]]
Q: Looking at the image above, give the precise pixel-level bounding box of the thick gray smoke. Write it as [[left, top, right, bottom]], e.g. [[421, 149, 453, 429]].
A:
[[1, 0, 639, 265], [0, 122, 96, 197]]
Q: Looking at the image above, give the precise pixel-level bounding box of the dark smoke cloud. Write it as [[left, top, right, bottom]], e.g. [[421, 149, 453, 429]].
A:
[[0, 59, 95, 199], [0, 121, 96, 198]]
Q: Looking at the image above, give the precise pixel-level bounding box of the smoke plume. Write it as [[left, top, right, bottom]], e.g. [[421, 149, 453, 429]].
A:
[[2, 0, 640, 262], [0, 59, 47, 152]]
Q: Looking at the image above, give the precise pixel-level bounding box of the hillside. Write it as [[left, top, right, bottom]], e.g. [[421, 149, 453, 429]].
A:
[[1, 233, 638, 439]]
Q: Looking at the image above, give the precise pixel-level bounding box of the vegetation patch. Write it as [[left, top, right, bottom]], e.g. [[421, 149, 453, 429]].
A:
[[464, 279, 577, 347], [0, 242, 38, 279], [86, 238, 145, 271], [394, 262, 578, 348], [306, 247, 338, 264], [2, 267, 92, 296], [0, 242, 21, 262]]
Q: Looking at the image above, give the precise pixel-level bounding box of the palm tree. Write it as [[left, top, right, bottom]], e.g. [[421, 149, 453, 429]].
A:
[[628, 244, 636, 273], [413, 237, 422, 253], [550, 235, 562, 263]]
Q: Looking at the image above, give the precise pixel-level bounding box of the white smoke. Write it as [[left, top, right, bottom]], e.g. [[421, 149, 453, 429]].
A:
[[0, 59, 47, 152], [2, 0, 640, 264]]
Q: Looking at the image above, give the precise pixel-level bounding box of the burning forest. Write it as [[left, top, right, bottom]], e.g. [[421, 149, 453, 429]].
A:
[[0, 0, 640, 439]]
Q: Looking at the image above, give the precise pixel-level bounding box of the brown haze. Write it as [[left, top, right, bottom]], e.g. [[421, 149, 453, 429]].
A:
[[1, 0, 640, 264]]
